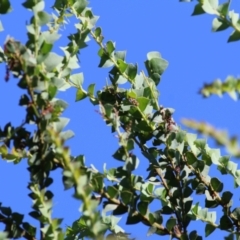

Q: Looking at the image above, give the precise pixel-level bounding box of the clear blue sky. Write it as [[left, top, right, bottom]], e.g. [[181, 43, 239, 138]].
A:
[[0, 0, 240, 239]]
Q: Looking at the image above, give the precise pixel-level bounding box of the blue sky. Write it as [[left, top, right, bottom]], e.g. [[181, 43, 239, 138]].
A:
[[0, 0, 240, 239]]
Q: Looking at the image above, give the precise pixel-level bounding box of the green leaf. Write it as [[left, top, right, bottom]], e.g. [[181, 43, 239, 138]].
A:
[[147, 227, 157, 237], [136, 97, 150, 111], [126, 212, 141, 225], [22, 222, 36, 237], [137, 201, 148, 216], [217, 2, 230, 17], [76, 88, 87, 102], [125, 64, 137, 80], [231, 208, 240, 221], [48, 85, 57, 100], [44, 52, 63, 71], [222, 191, 233, 204], [59, 130, 75, 141], [29, 211, 40, 220], [184, 198, 193, 214], [32, 1, 44, 12], [166, 217, 176, 231], [71, 72, 84, 87], [98, 54, 113, 68], [120, 190, 133, 205], [202, 0, 218, 14], [0, 207, 11, 216], [196, 183, 206, 195], [123, 155, 139, 171], [12, 212, 24, 224], [114, 51, 126, 61], [112, 147, 125, 161], [189, 230, 198, 240], [94, 27, 102, 37], [88, 83, 95, 97], [220, 215, 232, 230], [147, 51, 161, 60], [0, 144, 8, 156], [212, 18, 229, 32], [186, 152, 197, 165], [224, 234, 235, 240], [0, 0, 11, 14], [52, 117, 70, 132], [228, 30, 240, 43], [127, 139, 134, 151], [117, 59, 128, 73], [192, 3, 205, 16], [210, 177, 223, 192], [37, 11, 51, 26], [72, 0, 89, 14], [107, 186, 118, 198], [161, 206, 174, 215], [106, 41, 115, 54], [205, 224, 216, 237]]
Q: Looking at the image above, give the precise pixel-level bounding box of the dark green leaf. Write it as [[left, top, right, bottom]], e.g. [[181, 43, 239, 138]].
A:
[[123, 155, 139, 171], [29, 211, 40, 220], [112, 205, 128, 215], [192, 3, 205, 16], [222, 191, 233, 205], [22, 222, 36, 236], [12, 212, 24, 224], [120, 190, 133, 205], [189, 230, 198, 240], [212, 18, 229, 32], [0, 206, 12, 216], [210, 177, 223, 192], [231, 208, 240, 221], [217, 2, 230, 17], [184, 199, 193, 213], [98, 54, 113, 68], [228, 30, 240, 43], [166, 217, 176, 231], [138, 201, 148, 216], [112, 147, 125, 161], [205, 199, 219, 208], [186, 152, 198, 165], [183, 187, 193, 198], [196, 183, 206, 195], [220, 215, 233, 230], [161, 206, 174, 215], [0, 0, 11, 14], [44, 178, 53, 188], [205, 224, 216, 237], [107, 186, 118, 198], [126, 213, 141, 225]]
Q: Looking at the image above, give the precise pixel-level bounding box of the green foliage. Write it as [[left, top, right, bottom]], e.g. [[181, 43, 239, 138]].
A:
[[0, 0, 240, 240]]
